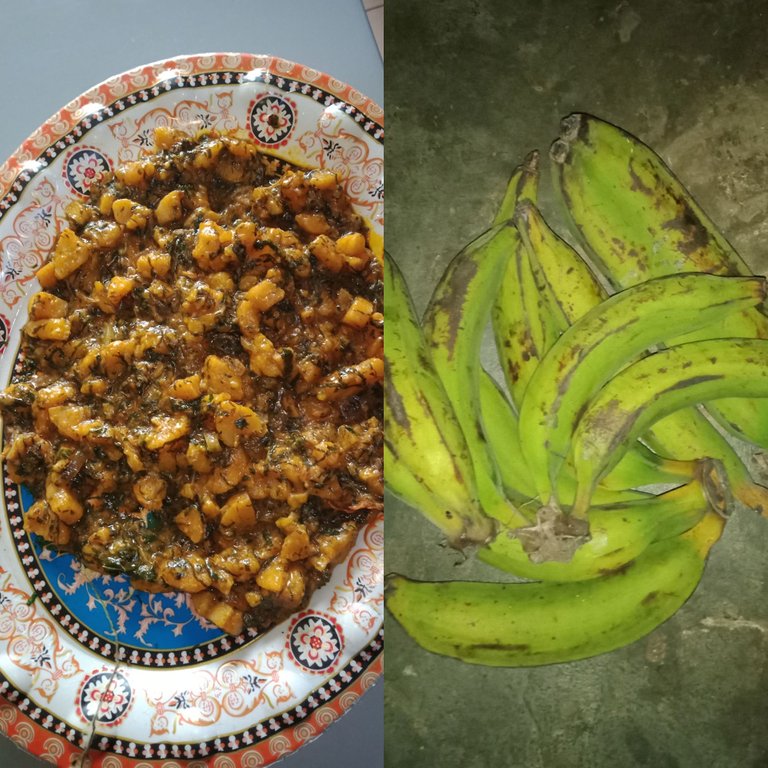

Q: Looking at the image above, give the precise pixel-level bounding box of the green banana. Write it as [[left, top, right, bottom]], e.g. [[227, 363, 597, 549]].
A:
[[477, 371, 540, 505], [491, 226, 562, 408], [551, 112, 768, 448], [551, 113, 750, 285], [571, 338, 768, 516], [384, 252, 496, 546], [595, 442, 696, 491], [476, 370, 717, 581], [383, 442, 481, 545], [386, 510, 725, 667], [493, 149, 539, 226], [478, 369, 687, 505], [491, 153, 563, 408], [423, 223, 529, 528], [388, 365, 702, 583], [479, 475, 714, 581], [641, 413, 768, 515], [517, 273, 767, 508], [515, 200, 605, 324], [515, 197, 768, 513], [494, 198, 700, 492]]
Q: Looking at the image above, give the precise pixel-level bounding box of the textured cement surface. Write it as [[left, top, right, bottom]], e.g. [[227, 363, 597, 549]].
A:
[[385, 1, 768, 766]]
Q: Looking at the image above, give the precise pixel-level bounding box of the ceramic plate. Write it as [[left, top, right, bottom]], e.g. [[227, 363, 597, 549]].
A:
[[0, 53, 383, 767]]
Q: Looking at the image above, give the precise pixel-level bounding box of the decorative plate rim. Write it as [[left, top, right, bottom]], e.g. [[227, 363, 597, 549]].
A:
[[0, 50, 384, 206], [0, 51, 383, 767]]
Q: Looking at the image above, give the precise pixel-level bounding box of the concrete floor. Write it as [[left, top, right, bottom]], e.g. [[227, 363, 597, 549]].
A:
[[385, 1, 768, 766]]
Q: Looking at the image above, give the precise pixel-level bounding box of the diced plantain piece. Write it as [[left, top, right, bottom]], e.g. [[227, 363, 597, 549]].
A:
[[175, 506, 205, 544], [155, 190, 185, 225], [48, 405, 92, 440], [45, 475, 84, 525], [213, 400, 266, 447], [24, 318, 71, 341], [168, 374, 202, 401], [28, 291, 68, 320], [35, 261, 57, 288], [145, 414, 191, 450], [25, 500, 71, 545], [133, 472, 167, 510], [256, 557, 288, 593], [219, 491, 256, 533], [278, 566, 306, 608], [52, 229, 91, 279], [203, 355, 245, 400], [159, 557, 207, 593], [190, 591, 243, 635], [281, 527, 314, 562], [242, 333, 284, 378], [106, 276, 135, 306]]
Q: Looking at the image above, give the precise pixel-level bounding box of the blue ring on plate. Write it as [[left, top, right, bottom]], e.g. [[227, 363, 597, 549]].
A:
[[10, 481, 233, 666]]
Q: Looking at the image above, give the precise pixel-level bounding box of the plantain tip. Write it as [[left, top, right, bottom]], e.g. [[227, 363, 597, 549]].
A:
[[384, 572, 403, 598], [559, 113, 583, 143], [757, 274, 768, 305], [549, 138, 571, 166], [523, 149, 540, 173]]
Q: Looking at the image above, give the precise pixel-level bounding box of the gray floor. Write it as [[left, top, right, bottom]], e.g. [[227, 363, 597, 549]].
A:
[[385, 1, 768, 766]]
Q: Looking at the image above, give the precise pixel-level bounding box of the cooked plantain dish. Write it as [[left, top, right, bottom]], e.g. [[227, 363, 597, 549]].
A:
[[0, 127, 383, 636]]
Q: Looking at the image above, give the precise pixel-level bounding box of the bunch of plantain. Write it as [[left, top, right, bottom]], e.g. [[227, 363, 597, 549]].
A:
[[386, 113, 768, 667]]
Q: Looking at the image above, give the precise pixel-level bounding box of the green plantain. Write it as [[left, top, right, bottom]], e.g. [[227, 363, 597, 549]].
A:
[[387, 510, 725, 667], [492, 198, 703, 493], [478, 475, 715, 581], [476, 370, 719, 580], [517, 272, 767, 509], [491, 152, 563, 408], [551, 112, 768, 448], [640, 414, 768, 516], [493, 149, 540, 227], [383, 442, 482, 546], [478, 369, 692, 505], [423, 223, 529, 528], [571, 338, 768, 516], [515, 197, 768, 513], [384, 252, 496, 546], [515, 199, 605, 324]]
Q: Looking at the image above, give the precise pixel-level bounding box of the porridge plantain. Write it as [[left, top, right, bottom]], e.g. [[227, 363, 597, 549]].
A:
[[0, 128, 383, 637]]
